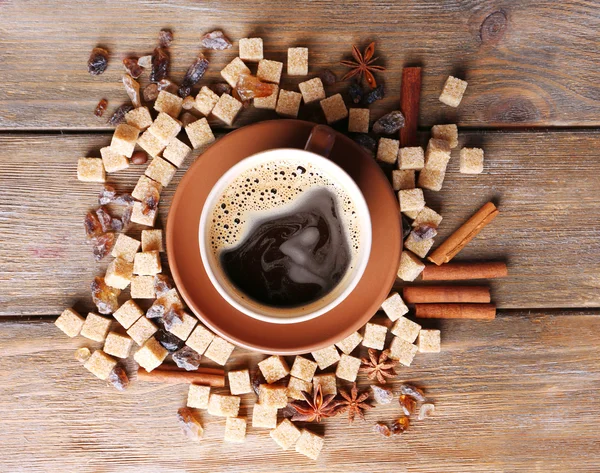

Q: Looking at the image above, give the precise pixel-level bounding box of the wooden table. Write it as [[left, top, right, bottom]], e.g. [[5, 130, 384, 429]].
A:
[[1, 1, 599, 471]]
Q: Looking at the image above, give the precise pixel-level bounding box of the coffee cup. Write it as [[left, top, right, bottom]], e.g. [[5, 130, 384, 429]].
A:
[[199, 125, 372, 324]]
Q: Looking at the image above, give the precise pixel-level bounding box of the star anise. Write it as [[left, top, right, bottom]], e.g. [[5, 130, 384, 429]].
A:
[[289, 384, 340, 422], [340, 42, 386, 88], [359, 348, 399, 384], [336, 383, 373, 422]]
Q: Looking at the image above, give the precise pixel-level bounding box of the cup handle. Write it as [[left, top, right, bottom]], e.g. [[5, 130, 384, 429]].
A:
[[304, 124, 336, 158]]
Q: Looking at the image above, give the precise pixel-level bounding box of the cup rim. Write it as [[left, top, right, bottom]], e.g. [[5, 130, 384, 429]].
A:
[[199, 147, 372, 325]]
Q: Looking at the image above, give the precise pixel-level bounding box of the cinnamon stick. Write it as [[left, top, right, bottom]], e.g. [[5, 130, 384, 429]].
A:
[[422, 262, 508, 281], [399, 67, 422, 147], [415, 303, 496, 320], [137, 366, 225, 386], [428, 202, 499, 266], [403, 286, 490, 304]]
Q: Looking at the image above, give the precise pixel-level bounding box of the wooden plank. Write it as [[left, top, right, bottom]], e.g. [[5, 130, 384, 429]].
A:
[[1, 1, 600, 130], [0, 312, 598, 472], [1, 130, 599, 316]]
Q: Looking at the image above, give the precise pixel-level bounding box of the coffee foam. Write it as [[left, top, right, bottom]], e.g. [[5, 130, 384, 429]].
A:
[[208, 160, 360, 257]]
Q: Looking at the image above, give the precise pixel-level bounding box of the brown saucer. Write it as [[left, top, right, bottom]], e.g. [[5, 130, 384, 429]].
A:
[[166, 119, 401, 354]]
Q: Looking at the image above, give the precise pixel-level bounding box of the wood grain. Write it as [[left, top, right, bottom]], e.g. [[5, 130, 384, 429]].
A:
[[1, 130, 599, 316], [1, 0, 599, 130], [0, 313, 598, 472]]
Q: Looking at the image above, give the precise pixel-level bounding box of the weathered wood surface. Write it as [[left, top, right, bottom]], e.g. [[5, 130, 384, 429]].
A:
[[1, 130, 599, 316], [0, 313, 598, 472], [1, 0, 600, 130]]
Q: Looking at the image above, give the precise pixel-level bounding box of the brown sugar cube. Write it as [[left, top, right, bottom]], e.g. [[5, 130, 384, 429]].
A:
[[391, 316, 422, 344], [425, 138, 451, 171], [399, 147, 425, 170], [132, 175, 163, 201], [167, 312, 198, 341], [270, 419, 302, 451], [362, 322, 388, 350], [125, 106, 153, 131], [439, 76, 468, 108], [320, 93, 348, 124], [110, 124, 139, 158], [253, 85, 279, 110], [204, 336, 235, 365], [145, 156, 177, 187], [187, 384, 211, 409], [312, 373, 337, 396], [311, 345, 340, 370], [389, 336, 419, 366], [259, 384, 288, 408], [113, 299, 143, 329], [252, 403, 278, 428], [134, 337, 168, 372], [376, 137, 400, 164], [111, 234, 140, 262], [418, 329, 441, 353], [55, 308, 85, 337], [295, 429, 324, 460], [186, 324, 215, 355], [220, 57, 251, 88], [127, 316, 158, 346], [397, 250, 425, 282], [81, 312, 112, 342], [412, 206, 443, 228], [418, 168, 446, 192], [258, 355, 290, 383], [185, 117, 216, 149], [287, 376, 313, 400], [130, 275, 156, 299], [298, 77, 326, 104], [287, 47, 308, 76], [404, 232, 435, 258], [154, 90, 183, 118], [239, 37, 263, 62], [335, 331, 363, 355], [348, 108, 370, 133], [290, 356, 318, 382], [335, 354, 362, 382], [381, 292, 409, 322], [84, 350, 117, 380], [432, 124, 458, 149], [163, 137, 191, 168], [105, 257, 133, 289], [77, 158, 105, 183], [207, 393, 240, 417], [460, 147, 484, 174], [225, 417, 247, 443], [257, 59, 283, 84], [228, 369, 252, 395], [141, 229, 163, 252], [137, 130, 166, 158], [398, 188, 425, 213], [147, 112, 182, 146], [276, 89, 302, 118], [212, 94, 243, 126], [195, 86, 220, 116], [100, 146, 129, 173], [133, 250, 162, 275], [103, 331, 134, 359], [392, 170, 416, 191]]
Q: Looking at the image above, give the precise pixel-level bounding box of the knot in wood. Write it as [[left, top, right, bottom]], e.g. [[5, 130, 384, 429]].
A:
[[480, 11, 508, 44]]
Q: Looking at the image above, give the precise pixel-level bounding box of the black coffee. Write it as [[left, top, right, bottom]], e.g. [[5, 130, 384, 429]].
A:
[[220, 188, 351, 307]]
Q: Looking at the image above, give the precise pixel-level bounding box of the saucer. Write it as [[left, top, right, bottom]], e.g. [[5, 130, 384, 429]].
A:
[[166, 119, 401, 355]]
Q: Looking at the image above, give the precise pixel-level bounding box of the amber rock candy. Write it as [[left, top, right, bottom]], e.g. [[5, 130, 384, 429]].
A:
[[399, 394, 417, 416], [418, 403, 435, 420], [107, 364, 129, 391], [163, 307, 184, 331], [211, 83, 232, 96], [159, 29, 174, 48], [156, 329, 184, 352], [371, 385, 394, 404], [348, 82, 363, 104], [95, 206, 114, 233], [94, 99, 108, 118], [235, 74, 275, 101], [173, 346, 202, 371], [178, 53, 209, 98], [123, 74, 142, 108], [88, 47, 109, 75], [154, 274, 174, 296], [157, 79, 177, 93], [200, 30, 232, 50], [150, 47, 169, 83], [92, 233, 116, 262], [374, 422, 392, 437], [123, 57, 144, 79], [138, 55, 153, 69], [352, 134, 377, 158], [108, 104, 133, 126], [84, 211, 103, 238], [391, 416, 410, 434], [412, 224, 437, 241], [373, 110, 405, 135], [91, 276, 121, 315], [74, 347, 91, 363], [399, 383, 426, 402], [177, 407, 203, 441], [363, 84, 385, 105], [319, 69, 337, 86], [143, 83, 159, 102], [182, 96, 195, 110]]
